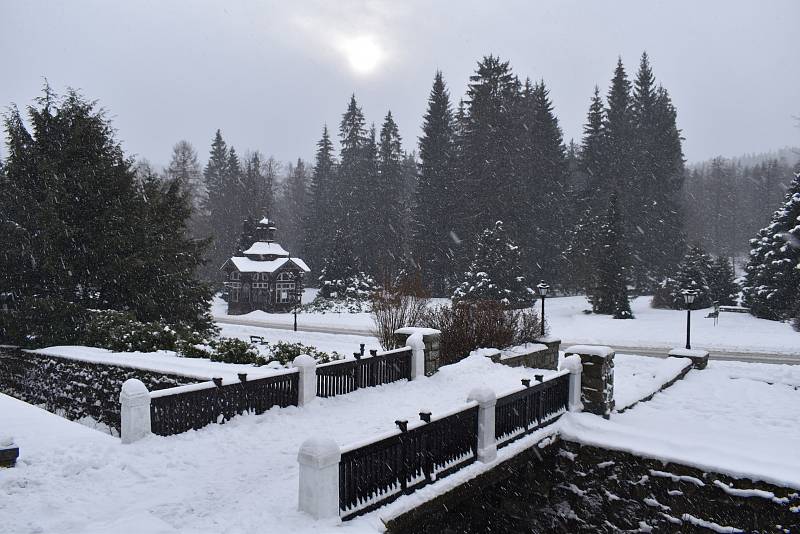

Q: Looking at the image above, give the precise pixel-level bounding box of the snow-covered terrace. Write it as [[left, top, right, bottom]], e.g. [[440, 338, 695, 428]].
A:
[[3, 347, 798, 533]]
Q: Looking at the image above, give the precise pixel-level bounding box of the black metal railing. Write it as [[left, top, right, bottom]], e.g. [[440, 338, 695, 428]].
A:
[[339, 404, 479, 519], [494, 371, 570, 448], [317, 347, 412, 398], [150, 370, 299, 436]]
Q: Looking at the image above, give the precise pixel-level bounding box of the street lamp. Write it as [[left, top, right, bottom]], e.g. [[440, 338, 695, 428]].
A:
[[682, 289, 697, 350], [293, 272, 303, 332], [536, 281, 550, 338]]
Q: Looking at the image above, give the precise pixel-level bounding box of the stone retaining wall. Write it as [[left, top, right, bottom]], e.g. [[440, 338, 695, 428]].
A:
[[387, 440, 799, 533], [0, 348, 194, 434]]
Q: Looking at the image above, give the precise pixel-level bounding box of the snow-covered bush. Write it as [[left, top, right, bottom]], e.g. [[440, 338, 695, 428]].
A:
[[453, 221, 534, 308], [420, 301, 542, 365], [651, 245, 739, 310], [267, 341, 342, 366], [210, 338, 265, 365]]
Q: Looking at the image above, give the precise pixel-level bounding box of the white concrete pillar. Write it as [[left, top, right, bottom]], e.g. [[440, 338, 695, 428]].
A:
[[119, 379, 151, 444], [467, 387, 497, 463], [293, 354, 317, 407], [401, 332, 425, 380], [298, 436, 341, 520], [559, 355, 584, 412]]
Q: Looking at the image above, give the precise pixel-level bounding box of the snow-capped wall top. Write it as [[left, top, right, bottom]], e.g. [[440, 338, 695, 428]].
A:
[[668, 348, 710, 358], [564, 345, 615, 358]]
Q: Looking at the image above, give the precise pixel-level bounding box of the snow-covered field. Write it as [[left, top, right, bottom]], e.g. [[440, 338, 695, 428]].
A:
[[4, 346, 795, 534], [214, 294, 800, 356]]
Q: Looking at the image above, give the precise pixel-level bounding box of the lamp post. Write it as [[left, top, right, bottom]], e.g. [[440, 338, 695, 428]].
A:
[[293, 272, 303, 332], [536, 281, 550, 338], [682, 289, 697, 350]]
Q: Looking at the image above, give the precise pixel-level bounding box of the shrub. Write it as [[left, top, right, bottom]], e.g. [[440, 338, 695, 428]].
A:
[[268, 341, 342, 366], [82, 309, 183, 352], [420, 300, 542, 365], [210, 337, 265, 365], [1, 296, 88, 348], [371, 277, 430, 350]]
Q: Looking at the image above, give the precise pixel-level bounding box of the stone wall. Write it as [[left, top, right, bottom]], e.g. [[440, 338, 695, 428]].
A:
[[394, 329, 441, 377], [485, 341, 559, 370], [0, 348, 194, 434], [564, 345, 615, 417], [386, 439, 799, 533]]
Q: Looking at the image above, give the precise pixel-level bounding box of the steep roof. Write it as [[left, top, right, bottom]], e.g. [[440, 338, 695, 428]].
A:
[[243, 242, 290, 256], [223, 256, 310, 274]]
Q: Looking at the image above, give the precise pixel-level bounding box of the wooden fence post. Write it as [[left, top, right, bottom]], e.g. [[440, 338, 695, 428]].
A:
[[119, 379, 151, 444]]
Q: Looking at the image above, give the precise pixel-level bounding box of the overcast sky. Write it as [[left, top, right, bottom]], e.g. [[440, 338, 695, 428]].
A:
[[2, 0, 798, 167]]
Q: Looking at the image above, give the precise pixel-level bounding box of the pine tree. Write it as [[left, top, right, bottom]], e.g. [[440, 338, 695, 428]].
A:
[[413, 71, 457, 295], [166, 140, 205, 210], [375, 111, 406, 281], [707, 256, 739, 306], [461, 56, 520, 239], [582, 86, 606, 194], [588, 193, 634, 319], [0, 88, 212, 344], [337, 95, 375, 261], [303, 126, 337, 274], [661, 244, 714, 309], [742, 172, 800, 320], [280, 158, 308, 255], [318, 228, 376, 301], [517, 80, 568, 283], [453, 220, 533, 308]]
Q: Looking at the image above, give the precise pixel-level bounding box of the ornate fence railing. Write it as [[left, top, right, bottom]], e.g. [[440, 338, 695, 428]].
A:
[[495, 371, 570, 448], [317, 347, 412, 398], [150, 370, 299, 436], [338, 403, 479, 519]]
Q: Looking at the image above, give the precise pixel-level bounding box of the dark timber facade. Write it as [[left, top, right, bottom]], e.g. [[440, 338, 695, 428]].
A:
[[221, 218, 310, 314]]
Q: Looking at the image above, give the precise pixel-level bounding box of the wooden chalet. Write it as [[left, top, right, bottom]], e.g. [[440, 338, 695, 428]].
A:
[[220, 218, 310, 314]]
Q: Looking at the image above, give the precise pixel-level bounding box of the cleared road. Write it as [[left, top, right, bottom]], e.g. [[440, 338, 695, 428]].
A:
[[215, 316, 799, 365]]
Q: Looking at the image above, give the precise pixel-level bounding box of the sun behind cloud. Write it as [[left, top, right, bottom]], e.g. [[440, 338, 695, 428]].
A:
[[337, 34, 385, 76]]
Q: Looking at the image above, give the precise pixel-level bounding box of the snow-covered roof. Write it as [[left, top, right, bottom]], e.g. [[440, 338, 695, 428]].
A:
[[258, 217, 273, 225], [224, 256, 310, 274], [243, 242, 290, 256]]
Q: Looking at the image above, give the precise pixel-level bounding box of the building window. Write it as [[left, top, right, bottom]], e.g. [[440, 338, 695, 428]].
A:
[[252, 273, 260, 281], [231, 288, 240, 302], [230, 271, 240, 281]]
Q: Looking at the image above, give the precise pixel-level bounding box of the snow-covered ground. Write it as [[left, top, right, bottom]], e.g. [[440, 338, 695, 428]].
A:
[[3, 348, 797, 533], [0, 355, 554, 534], [214, 294, 800, 356], [561, 359, 800, 490], [612, 354, 691, 410]]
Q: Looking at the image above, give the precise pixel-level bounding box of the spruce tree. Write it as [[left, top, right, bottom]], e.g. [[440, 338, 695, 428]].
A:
[[375, 111, 406, 281], [453, 220, 533, 308], [303, 126, 337, 274], [742, 172, 800, 320], [582, 86, 606, 194], [413, 71, 457, 295], [588, 193, 634, 319], [707, 256, 739, 306], [280, 158, 308, 255], [663, 244, 715, 309], [337, 95, 372, 256], [462, 56, 520, 239], [166, 140, 205, 210]]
